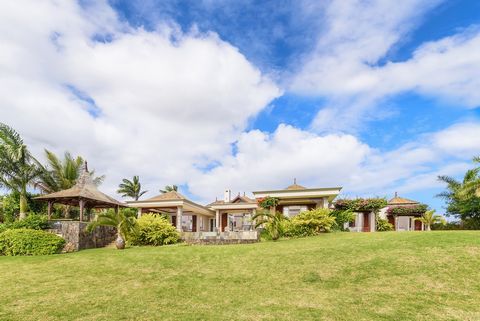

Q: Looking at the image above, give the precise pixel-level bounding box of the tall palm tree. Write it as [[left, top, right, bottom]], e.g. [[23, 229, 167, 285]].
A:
[[0, 123, 40, 220], [160, 184, 178, 194], [414, 210, 446, 231], [117, 176, 147, 201], [87, 209, 137, 249]]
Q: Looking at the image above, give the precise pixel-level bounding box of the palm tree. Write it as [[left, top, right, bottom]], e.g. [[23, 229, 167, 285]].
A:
[[252, 210, 285, 241], [160, 184, 178, 193], [0, 123, 40, 220], [414, 210, 446, 231], [87, 209, 137, 249], [35, 149, 105, 218], [117, 176, 147, 201]]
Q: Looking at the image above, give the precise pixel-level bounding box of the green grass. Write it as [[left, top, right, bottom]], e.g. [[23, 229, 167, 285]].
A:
[[1, 231, 480, 321]]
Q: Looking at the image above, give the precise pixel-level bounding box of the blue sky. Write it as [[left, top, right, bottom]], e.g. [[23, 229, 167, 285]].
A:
[[108, 0, 480, 210], [2, 0, 480, 213]]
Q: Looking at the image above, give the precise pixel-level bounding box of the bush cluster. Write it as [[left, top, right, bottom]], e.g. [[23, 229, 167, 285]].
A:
[[376, 218, 394, 231], [0, 229, 65, 256], [0, 214, 49, 233], [334, 198, 387, 212], [283, 208, 336, 237], [130, 214, 179, 246]]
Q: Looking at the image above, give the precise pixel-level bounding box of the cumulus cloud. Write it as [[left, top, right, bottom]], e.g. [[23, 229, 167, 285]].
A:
[[192, 122, 480, 202], [0, 0, 280, 195], [291, 0, 480, 132]]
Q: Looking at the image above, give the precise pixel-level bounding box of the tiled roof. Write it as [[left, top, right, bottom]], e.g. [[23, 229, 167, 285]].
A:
[[285, 183, 307, 190], [388, 195, 419, 205], [207, 195, 256, 206]]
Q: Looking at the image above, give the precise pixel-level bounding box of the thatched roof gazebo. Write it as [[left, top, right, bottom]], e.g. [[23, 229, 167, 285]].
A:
[[35, 162, 125, 221]]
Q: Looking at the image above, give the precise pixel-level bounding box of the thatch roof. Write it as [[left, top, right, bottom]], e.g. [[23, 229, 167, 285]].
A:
[[35, 163, 125, 208]]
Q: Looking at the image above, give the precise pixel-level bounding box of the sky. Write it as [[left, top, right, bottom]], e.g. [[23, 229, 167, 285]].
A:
[[1, 0, 479, 213]]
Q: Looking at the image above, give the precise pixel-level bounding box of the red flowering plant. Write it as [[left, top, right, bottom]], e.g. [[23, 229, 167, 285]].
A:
[[257, 196, 279, 209], [334, 198, 387, 213]]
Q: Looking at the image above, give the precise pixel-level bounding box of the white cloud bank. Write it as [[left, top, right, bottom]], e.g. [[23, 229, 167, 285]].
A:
[[0, 0, 280, 194]]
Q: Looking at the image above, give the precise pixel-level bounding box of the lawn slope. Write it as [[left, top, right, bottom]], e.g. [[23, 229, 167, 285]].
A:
[[1, 231, 480, 321]]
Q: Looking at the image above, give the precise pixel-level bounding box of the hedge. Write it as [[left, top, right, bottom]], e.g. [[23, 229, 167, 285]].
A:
[[0, 229, 65, 256]]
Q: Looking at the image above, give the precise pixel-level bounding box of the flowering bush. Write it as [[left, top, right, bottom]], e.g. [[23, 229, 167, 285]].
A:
[[257, 196, 279, 209], [334, 198, 387, 212], [387, 204, 428, 216]]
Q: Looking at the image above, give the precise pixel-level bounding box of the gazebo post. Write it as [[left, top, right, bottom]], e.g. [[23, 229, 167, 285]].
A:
[[47, 201, 53, 220], [79, 199, 84, 222], [115, 205, 119, 215]]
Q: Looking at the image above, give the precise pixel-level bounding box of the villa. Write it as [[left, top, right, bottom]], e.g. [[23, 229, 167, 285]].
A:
[[126, 180, 342, 236]]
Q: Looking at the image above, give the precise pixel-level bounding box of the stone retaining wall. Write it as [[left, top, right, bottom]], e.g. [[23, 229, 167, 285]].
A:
[[48, 220, 117, 251], [181, 231, 259, 245]]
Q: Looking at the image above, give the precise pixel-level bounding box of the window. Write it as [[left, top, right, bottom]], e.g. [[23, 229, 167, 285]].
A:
[[285, 205, 308, 218]]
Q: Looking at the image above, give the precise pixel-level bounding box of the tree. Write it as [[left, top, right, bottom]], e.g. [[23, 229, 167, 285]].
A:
[[117, 176, 147, 201], [414, 210, 446, 231], [160, 185, 178, 193], [35, 149, 104, 218], [252, 210, 285, 241], [437, 157, 480, 227], [0, 123, 40, 219], [36, 149, 104, 193], [87, 208, 137, 249]]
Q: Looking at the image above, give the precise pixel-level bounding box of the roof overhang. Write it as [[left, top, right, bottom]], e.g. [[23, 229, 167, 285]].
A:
[[210, 203, 258, 210], [253, 187, 342, 201], [126, 199, 214, 217]]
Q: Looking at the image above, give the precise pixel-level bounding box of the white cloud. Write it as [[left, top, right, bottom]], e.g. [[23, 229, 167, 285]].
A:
[[291, 0, 480, 132], [192, 121, 480, 203], [0, 0, 280, 196]]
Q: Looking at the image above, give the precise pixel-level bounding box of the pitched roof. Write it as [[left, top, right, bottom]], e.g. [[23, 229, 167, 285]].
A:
[[388, 193, 419, 206], [207, 194, 256, 206], [35, 164, 124, 207], [142, 191, 187, 202]]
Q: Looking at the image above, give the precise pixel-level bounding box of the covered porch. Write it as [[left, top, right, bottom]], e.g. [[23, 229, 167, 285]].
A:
[[126, 191, 214, 232]]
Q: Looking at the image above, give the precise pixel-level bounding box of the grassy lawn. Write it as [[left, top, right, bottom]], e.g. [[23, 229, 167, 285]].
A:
[[1, 231, 480, 321]]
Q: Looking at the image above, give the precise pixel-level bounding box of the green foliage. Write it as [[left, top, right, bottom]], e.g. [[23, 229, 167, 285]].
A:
[[330, 209, 355, 231], [283, 208, 336, 237], [437, 157, 480, 227], [257, 196, 280, 209], [387, 204, 428, 216], [335, 198, 387, 213], [414, 210, 446, 231], [0, 123, 41, 219], [130, 214, 179, 246], [0, 228, 65, 256], [253, 210, 285, 241], [376, 218, 394, 231], [160, 185, 178, 193], [117, 176, 147, 201], [87, 208, 137, 244], [0, 191, 47, 222]]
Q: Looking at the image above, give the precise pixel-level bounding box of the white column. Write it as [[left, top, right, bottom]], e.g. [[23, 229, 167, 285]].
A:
[[176, 206, 183, 232], [215, 210, 220, 231], [395, 216, 399, 231], [370, 212, 376, 232], [137, 208, 142, 219], [323, 197, 329, 208]]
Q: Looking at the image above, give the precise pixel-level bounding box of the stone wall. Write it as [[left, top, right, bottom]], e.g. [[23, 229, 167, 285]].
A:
[[181, 230, 259, 245], [48, 220, 117, 251]]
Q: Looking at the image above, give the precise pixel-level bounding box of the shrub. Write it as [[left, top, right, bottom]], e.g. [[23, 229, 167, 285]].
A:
[[0, 229, 65, 256], [335, 198, 387, 212], [376, 218, 394, 231], [130, 214, 179, 246], [330, 209, 355, 231], [0, 214, 49, 233], [283, 208, 336, 237]]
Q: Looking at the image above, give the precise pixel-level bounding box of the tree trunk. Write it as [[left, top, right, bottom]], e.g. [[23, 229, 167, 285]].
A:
[[19, 189, 28, 220], [426, 224, 431, 231]]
